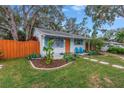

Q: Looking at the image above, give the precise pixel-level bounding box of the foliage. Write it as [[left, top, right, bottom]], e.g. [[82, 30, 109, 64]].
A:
[[63, 53, 78, 62], [26, 53, 40, 60], [103, 29, 116, 41], [89, 38, 104, 53], [108, 46, 124, 54], [88, 50, 97, 55], [0, 5, 92, 40], [0, 30, 13, 40], [115, 30, 124, 43], [0, 5, 65, 40], [64, 17, 91, 37], [85, 5, 124, 37], [77, 17, 91, 37], [64, 18, 78, 33], [18, 30, 26, 41], [43, 40, 54, 64]]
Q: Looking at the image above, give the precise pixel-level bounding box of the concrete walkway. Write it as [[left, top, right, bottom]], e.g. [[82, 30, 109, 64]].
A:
[[83, 57, 124, 70]]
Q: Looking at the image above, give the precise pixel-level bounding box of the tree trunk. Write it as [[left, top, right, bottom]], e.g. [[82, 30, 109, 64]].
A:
[[9, 12, 18, 40], [3, 6, 18, 40]]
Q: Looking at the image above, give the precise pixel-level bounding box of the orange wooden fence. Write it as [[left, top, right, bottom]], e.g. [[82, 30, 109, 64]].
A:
[[0, 40, 40, 59]]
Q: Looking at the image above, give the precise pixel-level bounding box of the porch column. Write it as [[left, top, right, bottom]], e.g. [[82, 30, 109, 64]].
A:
[[40, 35, 45, 56], [88, 41, 91, 51]]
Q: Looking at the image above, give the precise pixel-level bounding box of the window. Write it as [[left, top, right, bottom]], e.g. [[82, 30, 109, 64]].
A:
[[53, 38, 64, 48], [45, 37, 64, 48], [74, 39, 83, 45]]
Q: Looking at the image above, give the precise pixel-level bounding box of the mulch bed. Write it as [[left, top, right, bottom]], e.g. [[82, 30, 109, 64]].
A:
[[31, 58, 68, 68]]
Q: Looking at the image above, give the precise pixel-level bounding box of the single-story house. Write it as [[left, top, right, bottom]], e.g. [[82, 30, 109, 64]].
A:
[[33, 28, 91, 57]]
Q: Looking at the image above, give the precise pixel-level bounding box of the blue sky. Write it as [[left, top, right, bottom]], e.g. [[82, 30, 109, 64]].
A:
[[62, 5, 124, 36]]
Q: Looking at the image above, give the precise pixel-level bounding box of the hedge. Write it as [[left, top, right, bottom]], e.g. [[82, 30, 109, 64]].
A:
[[108, 46, 124, 54]]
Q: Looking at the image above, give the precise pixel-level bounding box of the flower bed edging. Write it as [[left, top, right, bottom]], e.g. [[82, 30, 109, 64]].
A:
[[29, 60, 73, 70]]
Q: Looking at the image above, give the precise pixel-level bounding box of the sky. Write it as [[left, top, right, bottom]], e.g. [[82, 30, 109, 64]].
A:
[[62, 5, 124, 36]]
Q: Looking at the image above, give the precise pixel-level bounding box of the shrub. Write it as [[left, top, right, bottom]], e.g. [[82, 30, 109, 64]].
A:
[[63, 53, 77, 62], [92, 38, 104, 53], [115, 30, 124, 43], [43, 40, 54, 64], [108, 46, 124, 54], [26, 53, 40, 60], [87, 38, 104, 53], [88, 50, 97, 55]]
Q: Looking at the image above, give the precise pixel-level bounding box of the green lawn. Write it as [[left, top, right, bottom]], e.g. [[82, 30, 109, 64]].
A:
[[0, 55, 124, 88]]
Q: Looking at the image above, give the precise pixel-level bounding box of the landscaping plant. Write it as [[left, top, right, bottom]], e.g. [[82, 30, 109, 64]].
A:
[[108, 46, 124, 54], [88, 50, 97, 55], [63, 53, 77, 62], [115, 30, 124, 43], [43, 40, 54, 64], [89, 38, 104, 54], [26, 53, 40, 60]]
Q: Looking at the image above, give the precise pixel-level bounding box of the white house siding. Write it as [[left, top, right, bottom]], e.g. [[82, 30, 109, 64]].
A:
[[34, 30, 86, 56], [52, 39, 65, 55], [33, 31, 44, 56], [42, 35, 66, 55]]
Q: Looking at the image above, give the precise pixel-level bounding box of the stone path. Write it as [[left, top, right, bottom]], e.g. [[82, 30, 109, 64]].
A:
[[99, 61, 109, 65], [90, 59, 98, 62], [106, 53, 124, 60], [119, 56, 124, 60], [0, 65, 3, 69], [83, 57, 124, 70], [112, 64, 124, 69]]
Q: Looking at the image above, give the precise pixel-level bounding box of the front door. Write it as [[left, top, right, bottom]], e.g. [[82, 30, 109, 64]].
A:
[[65, 38, 70, 53]]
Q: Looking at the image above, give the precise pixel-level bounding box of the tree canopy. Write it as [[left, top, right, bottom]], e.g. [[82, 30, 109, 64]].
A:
[[85, 5, 124, 37], [0, 5, 65, 40], [0, 5, 91, 41]]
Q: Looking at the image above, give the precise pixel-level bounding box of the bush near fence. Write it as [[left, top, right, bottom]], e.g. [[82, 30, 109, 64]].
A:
[[0, 40, 40, 59]]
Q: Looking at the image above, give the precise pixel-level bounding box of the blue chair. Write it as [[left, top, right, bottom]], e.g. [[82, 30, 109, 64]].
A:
[[74, 47, 79, 54], [79, 47, 84, 53], [79, 47, 83, 53]]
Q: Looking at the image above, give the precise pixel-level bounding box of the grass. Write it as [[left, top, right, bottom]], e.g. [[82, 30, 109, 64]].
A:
[[0, 55, 124, 88], [88, 54, 124, 66]]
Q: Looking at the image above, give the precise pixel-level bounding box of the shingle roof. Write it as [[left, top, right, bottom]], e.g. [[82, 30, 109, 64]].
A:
[[35, 28, 90, 39]]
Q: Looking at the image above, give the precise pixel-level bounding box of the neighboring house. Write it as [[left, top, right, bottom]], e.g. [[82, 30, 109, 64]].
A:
[[101, 41, 124, 52], [34, 28, 91, 56]]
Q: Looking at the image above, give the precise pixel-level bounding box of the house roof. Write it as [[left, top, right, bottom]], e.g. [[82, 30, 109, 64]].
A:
[[35, 28, 90, 39], [105, 41, 124, 45]]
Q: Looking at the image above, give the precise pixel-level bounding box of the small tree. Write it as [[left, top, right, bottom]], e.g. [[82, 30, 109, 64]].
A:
[[43, 40, 54, 64], [90, 38, 104, 53]]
